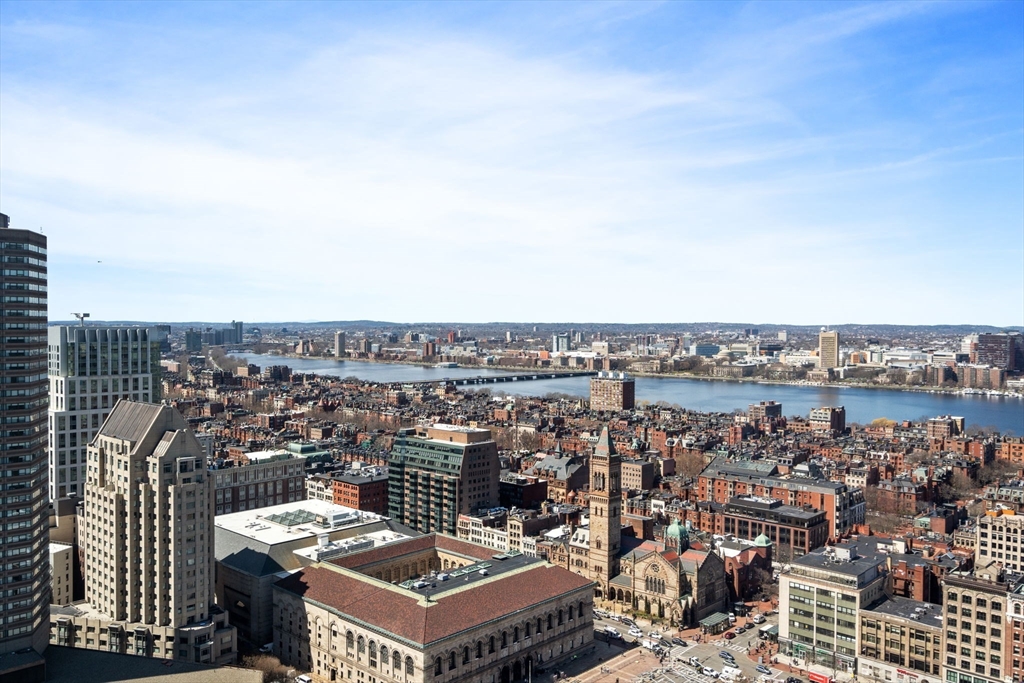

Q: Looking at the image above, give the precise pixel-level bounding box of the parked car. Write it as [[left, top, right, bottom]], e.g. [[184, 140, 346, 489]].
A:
[[723, 631, 736, 640], [671, 637, 686, 646], [735, 625, 748, 634], [689, 656, 702, 668], [752, 614, 766, 624], [610, 615, 622, 622], [622, 618, 636, 626], [756, 665, 772, 675]]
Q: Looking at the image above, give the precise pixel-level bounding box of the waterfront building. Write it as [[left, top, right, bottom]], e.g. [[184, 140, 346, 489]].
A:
[[856, 596, 942, 683], [388, 424, 500, 535], [335, 331, 346, 357], [976, 333, 1021, 371], [54, 401, 237, 664], [589, 371, 635, 412], [939, 563, 1007, 683], [47, 325, 161, 499], [272, 534, 594, 683], [779, 540, 888, 674], [818, 329, 840, 369], [0, 214, 50, 673], [809, 406, 846, 433], [748, 401, 782, 425]]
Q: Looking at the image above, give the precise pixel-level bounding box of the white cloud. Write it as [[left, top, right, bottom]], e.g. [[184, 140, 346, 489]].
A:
[[0, 2, 1020, 324]]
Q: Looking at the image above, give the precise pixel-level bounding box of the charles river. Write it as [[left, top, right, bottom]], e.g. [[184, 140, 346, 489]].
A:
[[236, 353, 1023, 435]]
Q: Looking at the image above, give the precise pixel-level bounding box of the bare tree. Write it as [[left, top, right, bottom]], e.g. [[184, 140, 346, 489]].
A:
[[677, 453, 707, 478]]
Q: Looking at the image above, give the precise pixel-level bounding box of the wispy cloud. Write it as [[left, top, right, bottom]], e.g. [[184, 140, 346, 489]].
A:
[[0, 1, 1020, 324]]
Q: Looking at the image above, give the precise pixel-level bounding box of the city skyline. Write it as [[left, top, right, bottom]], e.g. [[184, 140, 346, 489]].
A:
[[1, 1, 1022, 324]]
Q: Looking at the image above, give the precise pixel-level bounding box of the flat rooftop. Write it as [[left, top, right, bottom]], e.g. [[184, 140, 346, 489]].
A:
[[872, 596, 944, 627], [215, 498, 387, 546], [791, 541, 886, 577], [293, 528, 412, 563], [245, 448, 294, 462]]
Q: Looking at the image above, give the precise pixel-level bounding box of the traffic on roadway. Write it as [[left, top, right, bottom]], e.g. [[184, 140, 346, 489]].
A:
[[590, 608, 805, 683]]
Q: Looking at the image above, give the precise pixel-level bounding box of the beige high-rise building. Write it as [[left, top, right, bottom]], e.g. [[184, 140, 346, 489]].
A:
[[818, 329, 840, 369], [51, 401, 236, 664]]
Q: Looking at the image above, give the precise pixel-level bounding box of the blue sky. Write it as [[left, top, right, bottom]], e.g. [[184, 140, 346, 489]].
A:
[[1, 1, 1021, 325]]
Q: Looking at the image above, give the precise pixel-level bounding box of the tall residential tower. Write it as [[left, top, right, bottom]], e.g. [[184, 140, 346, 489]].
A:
[[818, 329, 840, 369], [0, 214, 51, 666], [47, 325, 161, 499]]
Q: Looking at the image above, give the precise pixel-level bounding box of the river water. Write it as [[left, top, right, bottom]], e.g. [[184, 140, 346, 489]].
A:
[[235, 353, 1023, 435]]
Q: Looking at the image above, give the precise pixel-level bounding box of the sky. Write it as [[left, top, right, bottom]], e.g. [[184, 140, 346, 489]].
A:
[[1, 1, 1022, 326]]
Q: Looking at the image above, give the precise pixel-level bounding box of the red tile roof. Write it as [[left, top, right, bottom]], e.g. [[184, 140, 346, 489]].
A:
[[276, 563, 592, 645]]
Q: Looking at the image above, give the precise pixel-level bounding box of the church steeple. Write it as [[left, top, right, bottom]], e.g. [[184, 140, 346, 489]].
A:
[[588, 426, 621, 592]]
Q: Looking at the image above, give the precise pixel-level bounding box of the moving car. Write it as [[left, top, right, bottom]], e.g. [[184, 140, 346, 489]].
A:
[[756, 665, 772, 675], [647, 631, 662, 640], [629, 627, 644, 637], [604, 626, 621, 639], [671, 637, 687, 646], [702, 667, 720, 678], [752, 614, 766, 624], [719, 651, 734, 660]]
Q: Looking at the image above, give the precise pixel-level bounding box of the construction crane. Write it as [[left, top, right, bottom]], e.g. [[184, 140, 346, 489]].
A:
[[72, 313, 90, 326]]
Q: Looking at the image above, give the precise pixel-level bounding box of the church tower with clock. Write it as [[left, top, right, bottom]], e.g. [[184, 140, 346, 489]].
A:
[[588, 425, 621, 594]]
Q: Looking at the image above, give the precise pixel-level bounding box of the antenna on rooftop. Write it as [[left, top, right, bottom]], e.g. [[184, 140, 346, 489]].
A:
[[72, 313, 90, 326]]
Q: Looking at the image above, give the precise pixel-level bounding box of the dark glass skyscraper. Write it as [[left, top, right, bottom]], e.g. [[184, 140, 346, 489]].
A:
[[0, 213, 50, 664]]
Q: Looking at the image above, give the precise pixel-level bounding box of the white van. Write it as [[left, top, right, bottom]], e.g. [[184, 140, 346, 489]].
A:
[[295, 676, 313, 683], [752, 614, 766, 624], [721, 665, 742, 680]]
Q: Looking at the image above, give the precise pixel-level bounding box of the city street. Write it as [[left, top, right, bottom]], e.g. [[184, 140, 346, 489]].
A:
[[588, 608, 796, 683]]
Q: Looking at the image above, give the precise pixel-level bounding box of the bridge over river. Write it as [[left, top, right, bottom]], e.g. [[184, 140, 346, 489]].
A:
[[413, 371, 597, 386]]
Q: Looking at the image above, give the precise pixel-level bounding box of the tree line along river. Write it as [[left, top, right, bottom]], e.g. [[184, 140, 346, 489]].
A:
[[234, 353, 1023, 435]]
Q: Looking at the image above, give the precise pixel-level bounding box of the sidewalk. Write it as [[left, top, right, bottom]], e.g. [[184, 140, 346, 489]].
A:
[[773, 653, 857, 683]]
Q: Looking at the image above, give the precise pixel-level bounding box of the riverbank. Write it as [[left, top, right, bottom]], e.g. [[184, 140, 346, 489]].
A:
[[239, 351, 1022, 399]]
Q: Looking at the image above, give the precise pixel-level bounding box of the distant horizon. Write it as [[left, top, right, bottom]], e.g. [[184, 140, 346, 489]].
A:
[[46, 318, 1024, 332]]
